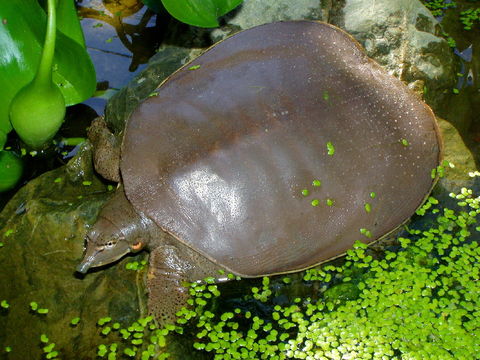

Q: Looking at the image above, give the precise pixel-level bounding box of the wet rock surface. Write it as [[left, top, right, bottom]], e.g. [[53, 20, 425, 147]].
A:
[[0, 144, 146, 359]]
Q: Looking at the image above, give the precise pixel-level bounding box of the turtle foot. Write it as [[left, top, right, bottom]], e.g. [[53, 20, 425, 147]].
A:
[[88, 117, 121, 182]]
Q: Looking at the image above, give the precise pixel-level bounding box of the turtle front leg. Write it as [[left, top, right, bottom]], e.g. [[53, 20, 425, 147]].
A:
[[87, 117, 121, 182], [147, 244, 227, 325]]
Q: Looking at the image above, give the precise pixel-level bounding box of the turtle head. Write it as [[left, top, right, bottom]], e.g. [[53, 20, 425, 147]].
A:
[[77, 188, 148, 274], [76, 218, 145, 274]]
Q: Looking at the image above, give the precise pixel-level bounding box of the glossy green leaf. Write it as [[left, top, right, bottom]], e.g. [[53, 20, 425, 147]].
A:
[[0, 0, 96, 147], [0, 151, 23, 192], [56, 0, 87, 48], [144, 0, 243, 27]]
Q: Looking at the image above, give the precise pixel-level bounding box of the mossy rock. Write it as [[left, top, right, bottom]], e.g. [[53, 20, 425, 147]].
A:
[[0, 144, 146, 359]]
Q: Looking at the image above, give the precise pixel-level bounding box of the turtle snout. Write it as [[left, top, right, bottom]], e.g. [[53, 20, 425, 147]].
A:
[[76, 245, 100, 274], [76, 260, 92, 274]]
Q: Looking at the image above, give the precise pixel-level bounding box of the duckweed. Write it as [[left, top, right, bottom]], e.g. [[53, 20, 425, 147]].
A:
[[40, 334, 49, 343], [364, 203, 371, 213], [326, 141, 335, 155], [322, 90, 329, 101], [422, 0, 456, 17], [359, 227, 372, 238], [311, 199, 319, 207], [312, 180, 321, 187], [1, 300, 9, 309], [188, 65, 201, 70], [301, 189, 309, 196], [169, 182, 480, 359], [125, 260, 147, 271], [460, 7, 480, 30], [86, 178, 480, 359]]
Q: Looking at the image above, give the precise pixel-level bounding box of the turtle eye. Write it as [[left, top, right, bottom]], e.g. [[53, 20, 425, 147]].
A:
[[105, 240, 115, 249]]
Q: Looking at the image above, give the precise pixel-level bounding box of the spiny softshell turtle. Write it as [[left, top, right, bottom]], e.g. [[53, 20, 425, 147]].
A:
[[78, 20, 442, 323]]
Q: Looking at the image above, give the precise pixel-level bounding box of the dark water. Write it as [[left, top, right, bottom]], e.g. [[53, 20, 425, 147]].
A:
[[0, 0, 163, 210]]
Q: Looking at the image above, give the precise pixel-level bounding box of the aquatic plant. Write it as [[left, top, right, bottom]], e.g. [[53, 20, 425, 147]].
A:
[[0, 0, 95, 149], [422, 0, 457, 17], [0, 0, 96, 191], [76, 173, 480, 359], [460, 7, 480, 29], [141, 0, 244, 28], [0, 151, 23, 192], [169, 180, 480, 359], [9, 0, 65, 149]]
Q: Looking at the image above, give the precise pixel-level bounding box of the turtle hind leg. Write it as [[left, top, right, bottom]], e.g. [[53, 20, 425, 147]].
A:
[[147, 243, 227, 326], [87, 117, 121, 182]]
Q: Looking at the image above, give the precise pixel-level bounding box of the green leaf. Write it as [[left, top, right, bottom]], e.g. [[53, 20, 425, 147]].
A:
[[0, 0, 96, 141], [0, 151, 23, 192], [152, 0, 243, 28], [55, 0, 86, 48]]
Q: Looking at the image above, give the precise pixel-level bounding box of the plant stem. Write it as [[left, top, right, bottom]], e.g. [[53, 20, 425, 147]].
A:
[[33, 0, 57, 88]]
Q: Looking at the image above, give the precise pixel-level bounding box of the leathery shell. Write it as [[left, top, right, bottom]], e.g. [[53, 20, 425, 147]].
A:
[[121, 21, 442, 277]]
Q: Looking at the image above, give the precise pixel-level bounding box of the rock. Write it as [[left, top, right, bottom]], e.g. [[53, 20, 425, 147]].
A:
[[433, 117, 480, 201], [106, 0, 456, 135], [0, 143, 146, 359], [329, 0, 457, 111], [104, 46, 200, 135]]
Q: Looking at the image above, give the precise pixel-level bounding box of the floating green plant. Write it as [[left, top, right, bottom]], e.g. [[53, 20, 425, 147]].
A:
[[359, 227, 372, 238], [0, 151, 23, 192], [9, 0, 66, 149], [40, 334, 49, 343], [30, 301, 48, 314], [163, 179, 480, 359], [312, 179, 321, 187], [301, 189, 309, 196], [125, 260, 147, 271], [422, 0, 456, 17], [460, 7, 480, 30], [326, 141, 335, 155]]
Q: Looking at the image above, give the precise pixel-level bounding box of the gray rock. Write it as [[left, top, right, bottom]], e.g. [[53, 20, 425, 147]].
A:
[[106, 0, 456, 134], [330, 0, 457, 111]]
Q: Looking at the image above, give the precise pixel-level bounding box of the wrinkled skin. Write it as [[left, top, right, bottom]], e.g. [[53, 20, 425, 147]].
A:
[[77, 186, 148, 273], [78, 182, 227, 324]]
